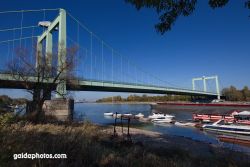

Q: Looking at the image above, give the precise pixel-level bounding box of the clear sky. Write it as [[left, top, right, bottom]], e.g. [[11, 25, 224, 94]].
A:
[[0, 0, 250, 101]]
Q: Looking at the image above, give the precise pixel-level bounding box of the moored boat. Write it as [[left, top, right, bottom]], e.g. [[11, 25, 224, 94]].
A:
[[123, 113, 132, 117], [148, 113, 174, 119], [234, 111, 250, 125], [193, 110, 250, 125], [236, 120, 250, 125], [148, 113, 164, 119], [104, 112, 113, 116], [192, 113, 234, 123], [151, 117, 173, 123], [175, 121, 196, 127], [202, 120, 250, 135], [135, 113, 144, 118]]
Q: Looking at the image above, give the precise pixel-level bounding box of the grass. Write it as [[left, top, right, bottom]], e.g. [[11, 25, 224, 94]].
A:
[[0, 113, 249, 167]]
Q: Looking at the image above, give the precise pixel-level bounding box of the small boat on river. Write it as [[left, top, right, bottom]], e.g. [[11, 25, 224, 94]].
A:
[[148, 113, 174, 119], [123, 113, 132, 117], [202, 120, 250, 135], [104, 112, 113, 116], [151, 117, 173, 123], [135, 113, 144, 118], [175, 121, 196, 127]]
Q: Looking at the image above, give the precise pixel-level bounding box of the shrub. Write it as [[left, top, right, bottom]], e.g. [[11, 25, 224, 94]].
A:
[[0, 113, 16, 126]]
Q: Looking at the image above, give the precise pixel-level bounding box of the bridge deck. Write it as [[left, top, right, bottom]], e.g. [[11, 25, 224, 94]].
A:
[[0, 73, 218, 97]]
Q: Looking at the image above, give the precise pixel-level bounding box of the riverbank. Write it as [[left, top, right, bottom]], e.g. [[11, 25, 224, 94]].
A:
[[103, 126, 250, 156], [0, 114, 249, 167]]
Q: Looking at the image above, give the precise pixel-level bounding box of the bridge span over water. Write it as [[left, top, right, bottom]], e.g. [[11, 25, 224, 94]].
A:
[[0, 73, 219, 98]]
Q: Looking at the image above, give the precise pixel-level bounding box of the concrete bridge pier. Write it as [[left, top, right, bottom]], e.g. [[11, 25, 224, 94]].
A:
[[26, 91, 74, 121], [43, 98, 74, 121]]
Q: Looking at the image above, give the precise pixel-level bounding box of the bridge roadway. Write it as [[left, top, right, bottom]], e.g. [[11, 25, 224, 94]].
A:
[[0, 73, 219, 98]]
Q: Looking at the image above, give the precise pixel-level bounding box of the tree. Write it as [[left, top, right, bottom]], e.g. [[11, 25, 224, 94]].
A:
[[7, 45, 77, 122], [242, 86, 250, 101], [125, 0, 250, 34], [222, 86, 246, 101]]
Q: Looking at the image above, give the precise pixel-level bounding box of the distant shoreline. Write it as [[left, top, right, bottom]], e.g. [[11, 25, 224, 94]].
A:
[[93, 101, 156, 104], [75, 101, 156, 104]]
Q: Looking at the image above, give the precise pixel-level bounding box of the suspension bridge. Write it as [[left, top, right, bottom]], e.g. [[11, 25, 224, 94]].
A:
[[0, 8, 220, 99]]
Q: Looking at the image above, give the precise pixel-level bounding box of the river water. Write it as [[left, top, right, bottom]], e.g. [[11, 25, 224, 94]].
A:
[[74, 103, 250, 153]]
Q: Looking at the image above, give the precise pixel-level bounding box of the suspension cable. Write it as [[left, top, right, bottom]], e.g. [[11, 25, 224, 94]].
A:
[[102, 40, 104, 83], [90, 32, 93, 80], [0, 8, 60, 14], [0, 36, 38, 44], [66, 10, 192, 89], [0, 25, 38, 32], [19, 10, 24, 47]]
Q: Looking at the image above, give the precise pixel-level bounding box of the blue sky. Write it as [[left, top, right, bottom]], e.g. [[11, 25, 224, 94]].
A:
[[0, 0, 250, 101]]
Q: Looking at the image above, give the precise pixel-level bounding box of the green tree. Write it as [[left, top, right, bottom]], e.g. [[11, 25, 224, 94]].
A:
[[125, 0, 250, 34]]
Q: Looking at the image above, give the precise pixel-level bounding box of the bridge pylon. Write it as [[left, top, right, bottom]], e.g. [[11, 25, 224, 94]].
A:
[[192, 75, 220, 99], [36, 9, 67, 98]]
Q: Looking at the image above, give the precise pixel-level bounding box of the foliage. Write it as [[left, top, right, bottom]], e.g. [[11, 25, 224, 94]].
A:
[[222, 86, 250, 101], [125, 0, 250, 34], [0, 95, 12, 106], [96, 94, 191, 102], [0, 113, 16, 127], [0, 95, 27, 106]]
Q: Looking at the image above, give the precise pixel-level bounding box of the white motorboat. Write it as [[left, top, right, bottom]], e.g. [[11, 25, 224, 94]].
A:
[[123, 113, 132, 116], [148, 113, 174, 119], [148, 113, 164, 119], [202, 119, 250, 135], [175, 121, 196, 127], [135, 113, 144, 118], [104, 112, 113, 116], [151, 117, 173, 123]]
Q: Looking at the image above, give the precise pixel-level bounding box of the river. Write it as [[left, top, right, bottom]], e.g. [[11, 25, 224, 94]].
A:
[[74, 103, 250, 153]]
